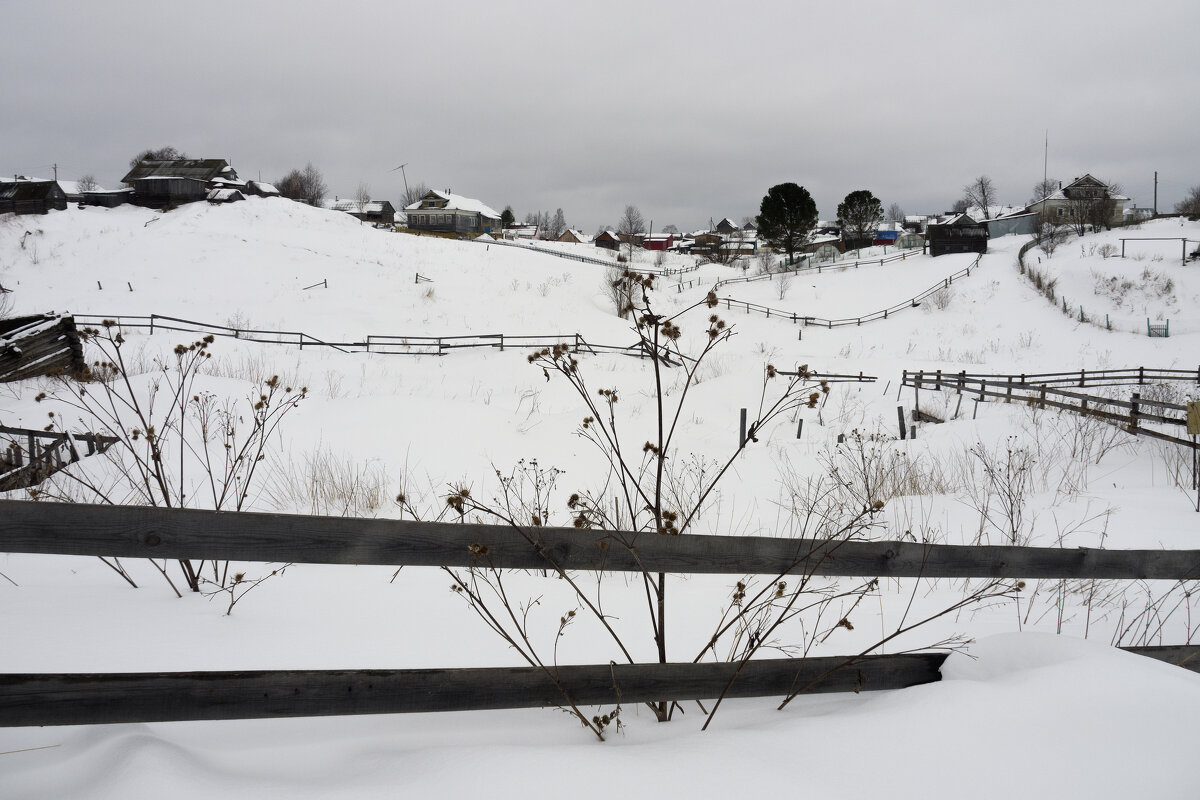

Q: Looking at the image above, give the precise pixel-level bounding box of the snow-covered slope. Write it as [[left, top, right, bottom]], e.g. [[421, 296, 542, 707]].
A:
[[2, 202, 1198, 799]]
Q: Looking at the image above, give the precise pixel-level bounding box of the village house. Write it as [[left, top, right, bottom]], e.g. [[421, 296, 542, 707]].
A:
[[925, 213, 988, 257], [120, 159, 241, 207], [1023, 174, 1129, 228], [405, 189, 501, 235], [594, 231, 621, 250], [714, 217, 741, 235], [557, 229, 592, 244]]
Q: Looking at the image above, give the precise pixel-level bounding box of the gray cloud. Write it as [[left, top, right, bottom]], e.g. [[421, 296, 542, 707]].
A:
[[4, 0, 1197, 230]]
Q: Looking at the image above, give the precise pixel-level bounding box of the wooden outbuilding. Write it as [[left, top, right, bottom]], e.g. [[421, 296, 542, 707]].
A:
[[0, 180, 68, 215], [925, 214, 988, 257], [594, 231, 621, 250], [642, 233, 675, 251], [121, 159, 240, 208], [324, 198, 396, 225], [0, 314, 86, 382]]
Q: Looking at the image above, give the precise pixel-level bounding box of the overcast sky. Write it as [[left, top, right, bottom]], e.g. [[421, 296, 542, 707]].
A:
[[4, 0, 1197, 231]]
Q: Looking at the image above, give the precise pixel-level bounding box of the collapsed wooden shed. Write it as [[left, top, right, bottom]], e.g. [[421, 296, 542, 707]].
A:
[[0, 314, 86, 382]]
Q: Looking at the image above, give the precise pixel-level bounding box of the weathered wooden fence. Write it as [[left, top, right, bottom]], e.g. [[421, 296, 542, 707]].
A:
[[712, 248, 920, 291], [72, 314, 658, 359], [0, 425, 119, 492], [711, 255, 982, 329], [902, 368, 1199, 449], [1, 499, 1198, 727], [470, 237, 703, 276]]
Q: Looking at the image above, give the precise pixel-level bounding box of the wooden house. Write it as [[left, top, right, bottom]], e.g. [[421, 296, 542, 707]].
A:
[[1022, 174, 1129, 228], [557, 229, 592, 244], [594, 231, 622, 250], [404, 189, 501, 235], [121, 159, 240, 207], [925, 213, 988, 256], [0, 180, 68, 215], [715, 217, 740, 235]]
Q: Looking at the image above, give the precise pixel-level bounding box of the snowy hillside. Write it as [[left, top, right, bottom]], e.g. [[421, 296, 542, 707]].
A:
[[2, 201, 1199, 799]]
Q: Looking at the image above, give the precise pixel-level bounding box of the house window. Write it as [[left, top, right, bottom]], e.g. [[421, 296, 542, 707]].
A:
[[1056, 208, 1065, 218]]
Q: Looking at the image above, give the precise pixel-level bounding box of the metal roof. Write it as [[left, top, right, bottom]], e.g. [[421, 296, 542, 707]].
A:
[[120, 159, 232, 183]]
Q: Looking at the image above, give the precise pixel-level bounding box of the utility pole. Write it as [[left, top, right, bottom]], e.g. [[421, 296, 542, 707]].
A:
[[52, 163, 58, 181], [1154, 171, 1158, 216]]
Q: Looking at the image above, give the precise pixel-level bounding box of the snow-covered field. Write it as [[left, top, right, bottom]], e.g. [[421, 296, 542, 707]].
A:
[[2, 201, 1199, 799]]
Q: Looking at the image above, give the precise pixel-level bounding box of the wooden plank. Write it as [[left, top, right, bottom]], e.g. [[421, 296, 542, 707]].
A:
[[3, 500, 1200, 580], [0, 654, 948, 726], [3, 646, 1195, 727]]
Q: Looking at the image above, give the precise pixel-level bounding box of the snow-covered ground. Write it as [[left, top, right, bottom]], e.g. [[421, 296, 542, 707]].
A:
[[2, 202, 1198, 798]]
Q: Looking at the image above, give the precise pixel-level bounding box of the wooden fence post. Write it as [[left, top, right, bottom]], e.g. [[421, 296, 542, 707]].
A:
[[897, 406, 907, 440], [1131, 392, 1141, 433]]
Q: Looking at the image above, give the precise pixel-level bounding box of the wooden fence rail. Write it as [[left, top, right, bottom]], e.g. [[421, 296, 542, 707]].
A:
[[902, 369, 1199, 450], [905, 366, 1200, 389], [3, 500, 1199, 728], [712, 255, 982, 329], [470, 237, 703, 276], [0, 426, 119, 492], [5, 646, 1196, 728], [3, 500, 1199, 581], [712, 248, 920, 291]]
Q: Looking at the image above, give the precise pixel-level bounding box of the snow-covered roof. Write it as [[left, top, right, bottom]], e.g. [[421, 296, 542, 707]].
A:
[[323, 198, 392, 214], [206, 188, 244, 202], [404, 190, 500, 219]]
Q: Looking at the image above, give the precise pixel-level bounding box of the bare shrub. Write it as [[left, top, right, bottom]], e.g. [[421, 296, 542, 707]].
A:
[[961, 437, 1036, 545], [32, 324, 307, 595], [930, 287, 954, 309]]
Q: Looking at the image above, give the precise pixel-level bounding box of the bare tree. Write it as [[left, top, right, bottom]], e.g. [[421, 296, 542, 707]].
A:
[[276, 163, 328, 207], [1063, 180, 1122, 235], [887, 202, 905, 223], [617, 204, 645, 261], [962, 175, 996, 219], [951, 198, 969, 214], [129, 146, 187, 168], [1029, 178, 1058, 205], [402, 182, 430, 208], [1174, 185, 1200, 217], [354, 182, 371, 215], [75, 174, 98, 194]]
